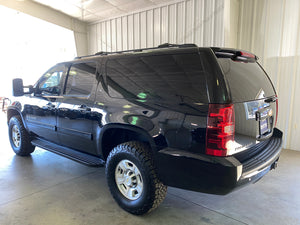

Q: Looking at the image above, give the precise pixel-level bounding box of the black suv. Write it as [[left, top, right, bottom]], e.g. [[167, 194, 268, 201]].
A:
[[7, 44, 282, 215]]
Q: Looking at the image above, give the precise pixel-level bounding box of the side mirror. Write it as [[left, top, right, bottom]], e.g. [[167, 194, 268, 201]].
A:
[[12, 78, 24, 96], [12, 78, 34, 97]]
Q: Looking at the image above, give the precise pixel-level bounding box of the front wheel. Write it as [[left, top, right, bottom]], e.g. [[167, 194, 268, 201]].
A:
[[105, 141, 167, 215], [8, 116, 35, 156]]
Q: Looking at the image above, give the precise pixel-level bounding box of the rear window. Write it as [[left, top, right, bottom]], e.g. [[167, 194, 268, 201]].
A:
[[106, 53, 208, 103], [218, 59, 276, 102]]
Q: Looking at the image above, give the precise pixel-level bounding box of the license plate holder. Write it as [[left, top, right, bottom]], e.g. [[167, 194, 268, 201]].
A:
[[260, 118, 269, 135]]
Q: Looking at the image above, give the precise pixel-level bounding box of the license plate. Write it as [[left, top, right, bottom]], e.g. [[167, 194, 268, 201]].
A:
[[260, 119, 268, 135]]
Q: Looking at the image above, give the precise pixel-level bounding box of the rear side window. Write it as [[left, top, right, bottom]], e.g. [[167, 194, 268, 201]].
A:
[[218, 59, 276, 102], [106, 53, 208, 103], [65, 62, 97, 96]]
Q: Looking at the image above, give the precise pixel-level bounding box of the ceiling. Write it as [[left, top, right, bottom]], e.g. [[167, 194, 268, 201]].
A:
[[32, 0, 174, 23]]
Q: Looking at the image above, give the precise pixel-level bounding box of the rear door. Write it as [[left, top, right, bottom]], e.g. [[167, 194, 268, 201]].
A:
[[56, 61, 99, 155], [217, 56, 277, 155]]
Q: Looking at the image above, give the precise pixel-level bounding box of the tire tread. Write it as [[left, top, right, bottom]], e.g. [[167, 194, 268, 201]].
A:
[[9, 115, 35, 156], [106, 141, 167, 215]]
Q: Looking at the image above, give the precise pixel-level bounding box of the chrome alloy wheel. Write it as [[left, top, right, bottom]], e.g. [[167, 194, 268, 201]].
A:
[[115, 159, 143, 200], [12, 125, 21, 148]]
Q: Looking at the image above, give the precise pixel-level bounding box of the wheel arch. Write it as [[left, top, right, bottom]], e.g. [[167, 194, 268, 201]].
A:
[[7, 107, 27, 129], [98, 124, 157, 161]]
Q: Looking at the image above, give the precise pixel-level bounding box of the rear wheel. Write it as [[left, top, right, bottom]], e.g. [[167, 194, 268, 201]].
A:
[[105, 141, 167, 215], [8, 116, 35, 156]]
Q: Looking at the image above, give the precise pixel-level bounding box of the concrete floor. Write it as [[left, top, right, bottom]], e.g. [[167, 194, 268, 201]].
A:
[[0, 114, 300, 225]]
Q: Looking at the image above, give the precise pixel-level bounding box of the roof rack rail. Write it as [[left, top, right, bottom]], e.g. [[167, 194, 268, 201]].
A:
[[75, 43, 198, 60], [74, 54, 97, 60], [95, 51, 108, 55], [158, 43, 197, 48]]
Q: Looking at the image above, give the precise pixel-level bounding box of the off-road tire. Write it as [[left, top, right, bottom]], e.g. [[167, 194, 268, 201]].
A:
[[105, 141, 167, 215], [8, 116, 35, 156]]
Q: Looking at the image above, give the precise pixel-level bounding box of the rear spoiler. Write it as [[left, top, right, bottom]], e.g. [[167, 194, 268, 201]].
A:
[[211, 47, 258, 62]]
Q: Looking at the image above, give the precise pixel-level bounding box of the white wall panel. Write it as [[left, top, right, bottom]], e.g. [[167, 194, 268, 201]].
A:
[[106, 20, 111, 52], [96, 24, 102, 52], [122, 16, 128, 50], [168, 4, 177, 44], [140, 12, 147, 48], [87, 24, 96, 55], [194, 0, 204, 47], [176, 2, 185, 44], [128, 15, 134, 50], [289, 57, 300, 149], [224, 0, 239, 48], [203, 0, 215, 46], [185, 0, 194, 43], [147, 10, 154, 47], [161, 6, 169, 43], [134, 14, 140, 49], [88, 0, 226, 54], [111, 19, 117, 52], [213, 0, 224, 46], [238, 0, 300, 151], [101, 22, 106, 51], [153, 8, 161, 46], [116, 18, 122, 51]]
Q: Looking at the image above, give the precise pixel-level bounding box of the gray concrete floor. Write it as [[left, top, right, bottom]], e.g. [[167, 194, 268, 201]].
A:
[[0, 113, 300, 225]]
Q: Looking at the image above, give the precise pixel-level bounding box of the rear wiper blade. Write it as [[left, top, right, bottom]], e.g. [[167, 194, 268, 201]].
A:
[[264, 96, 277, 103]]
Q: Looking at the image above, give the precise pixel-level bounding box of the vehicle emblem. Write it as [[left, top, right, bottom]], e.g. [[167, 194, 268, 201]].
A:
[[256, 88, 265, 100]]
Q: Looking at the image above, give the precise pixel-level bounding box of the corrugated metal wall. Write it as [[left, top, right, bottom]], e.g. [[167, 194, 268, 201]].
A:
[[87, 0, 225, 54], [238, 0, 300, 150]]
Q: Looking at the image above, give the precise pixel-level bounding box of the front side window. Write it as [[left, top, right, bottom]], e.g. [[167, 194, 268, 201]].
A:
[[42, 71, 62, 88], [37, 65, 65, 95], [65, 62, 96, 96]]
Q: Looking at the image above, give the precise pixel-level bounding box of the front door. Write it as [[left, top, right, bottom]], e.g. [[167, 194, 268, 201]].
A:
[[24, 64, 67, 144]]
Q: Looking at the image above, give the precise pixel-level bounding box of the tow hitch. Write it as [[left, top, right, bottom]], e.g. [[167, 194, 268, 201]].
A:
[[271, 160, 278, 170]]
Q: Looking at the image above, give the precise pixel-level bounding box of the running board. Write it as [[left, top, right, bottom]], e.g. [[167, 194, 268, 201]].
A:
[[31, 139, 105, 167]]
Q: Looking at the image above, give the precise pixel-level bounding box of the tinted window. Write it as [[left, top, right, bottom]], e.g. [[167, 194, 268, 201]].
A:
[[65, 62, 96, 96], [218, 59, 276, 102], [106, 53, 208, 103], [38, 65, 65, 95]]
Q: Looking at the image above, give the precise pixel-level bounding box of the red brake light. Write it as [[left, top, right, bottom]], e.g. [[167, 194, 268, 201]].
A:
[[240, 51, 255, 59], [206, 104, 235, 157]]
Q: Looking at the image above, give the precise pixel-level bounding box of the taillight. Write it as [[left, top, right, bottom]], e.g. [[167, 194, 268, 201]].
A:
[[206, 104, 235, 157], [240, 51, 256, 59]]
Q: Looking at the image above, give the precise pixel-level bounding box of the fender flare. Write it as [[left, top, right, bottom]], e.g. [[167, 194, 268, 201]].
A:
[[97, 123, 157, 159], [7, 105, 28, 130]]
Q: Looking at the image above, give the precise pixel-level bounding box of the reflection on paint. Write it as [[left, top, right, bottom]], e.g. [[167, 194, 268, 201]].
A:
[[131, 116, 139, 125], [123, 105, 132, 109], [69, 71, 77, 75], [137, 92, 147, 99]]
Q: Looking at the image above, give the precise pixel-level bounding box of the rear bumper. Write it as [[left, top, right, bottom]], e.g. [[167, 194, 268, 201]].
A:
[[156, 128, 282, 195]]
